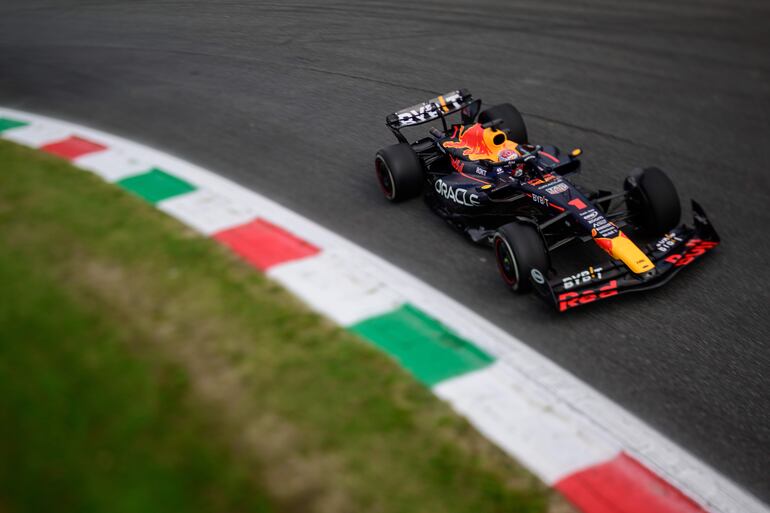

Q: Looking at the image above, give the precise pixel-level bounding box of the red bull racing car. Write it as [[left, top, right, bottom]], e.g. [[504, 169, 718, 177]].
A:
[[374, 89, 719, 311]]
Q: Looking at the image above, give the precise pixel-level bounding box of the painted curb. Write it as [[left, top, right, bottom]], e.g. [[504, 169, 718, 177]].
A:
[[1, 108, 765, 513]]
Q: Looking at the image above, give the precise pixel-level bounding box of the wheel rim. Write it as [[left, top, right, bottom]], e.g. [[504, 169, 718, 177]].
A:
[[375, 157, 395, 200], [494, 236, 519, 290]]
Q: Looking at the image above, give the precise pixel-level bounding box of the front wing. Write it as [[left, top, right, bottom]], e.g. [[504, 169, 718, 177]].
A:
[[531, 201, 720, 312]]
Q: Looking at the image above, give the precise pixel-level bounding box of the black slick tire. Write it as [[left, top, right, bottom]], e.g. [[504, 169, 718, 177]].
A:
[[477, 103, 528, 144], [493, 221, 548, 293], [625, 166, 681, 235], [374, 143, 423, 202]]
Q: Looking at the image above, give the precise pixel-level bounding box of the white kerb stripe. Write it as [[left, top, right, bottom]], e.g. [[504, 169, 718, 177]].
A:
[[158, 189, 261, 236], [1, 123, 74, 148], [75, 147, 155, 182], [267, 248, 406, 326], [435, 361, 620, 484]]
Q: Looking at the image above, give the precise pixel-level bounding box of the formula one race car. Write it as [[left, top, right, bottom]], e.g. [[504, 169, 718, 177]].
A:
[[374, 89, 719, 311]]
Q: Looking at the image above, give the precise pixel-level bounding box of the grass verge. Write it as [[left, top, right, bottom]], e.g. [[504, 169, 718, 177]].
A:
[[0, 140, 572, 513]]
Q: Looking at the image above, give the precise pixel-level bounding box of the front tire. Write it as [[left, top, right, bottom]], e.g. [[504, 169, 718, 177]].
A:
[[477, 103, 528, 144], [374, 143, 424, 202], [493, 221, 549, 293], [624, 167, 681, 235]]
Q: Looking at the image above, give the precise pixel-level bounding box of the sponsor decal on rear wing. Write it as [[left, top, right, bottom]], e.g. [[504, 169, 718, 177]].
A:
[[386, 89, 474, 129]]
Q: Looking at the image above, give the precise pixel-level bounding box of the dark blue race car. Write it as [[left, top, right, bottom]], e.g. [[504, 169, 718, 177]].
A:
[[374, 89, 719, 311]]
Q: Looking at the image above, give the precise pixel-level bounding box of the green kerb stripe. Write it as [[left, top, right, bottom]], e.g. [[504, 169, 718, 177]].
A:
[[117, 168, 196, 204], [0, 118, 29, 132], [351, 304, 493, 386]]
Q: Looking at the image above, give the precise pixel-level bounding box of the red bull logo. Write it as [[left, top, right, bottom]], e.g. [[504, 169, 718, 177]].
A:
[[444, 124, 491, 158], [664, 239, 718, 267], [559, 280, 618, 311], [450, 156, 464, 173], [443, 124, 520, 161]]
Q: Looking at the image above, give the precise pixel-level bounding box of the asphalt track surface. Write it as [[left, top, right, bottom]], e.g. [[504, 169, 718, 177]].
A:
[[1, 0, 768, 502]]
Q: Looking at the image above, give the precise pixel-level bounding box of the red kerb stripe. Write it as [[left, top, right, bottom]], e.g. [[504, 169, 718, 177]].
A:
[[555, 452, 706, 513], [40, 136, 107, 160], [213, 218, 320, 270]]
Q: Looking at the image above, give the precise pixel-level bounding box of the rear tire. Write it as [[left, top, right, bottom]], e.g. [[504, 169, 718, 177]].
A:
[[625, 167, 681, 234], [478, 103, 528, 144], [374, 143, 424, 202], [493, 221, 548, 293]]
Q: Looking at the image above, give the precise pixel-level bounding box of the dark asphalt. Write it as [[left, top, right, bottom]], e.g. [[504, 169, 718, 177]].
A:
[[1, 0, 768, 502]]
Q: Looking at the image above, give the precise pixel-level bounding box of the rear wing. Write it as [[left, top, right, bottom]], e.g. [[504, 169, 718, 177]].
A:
[[385, 89, 479, 141]]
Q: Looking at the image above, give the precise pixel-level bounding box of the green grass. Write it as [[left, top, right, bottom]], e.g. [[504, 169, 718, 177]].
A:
[[0, 249, 274, 513], [0, 140, 570, 513]]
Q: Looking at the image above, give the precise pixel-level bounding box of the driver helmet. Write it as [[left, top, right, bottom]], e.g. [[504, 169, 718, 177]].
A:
[[498, 148, 519, 161]]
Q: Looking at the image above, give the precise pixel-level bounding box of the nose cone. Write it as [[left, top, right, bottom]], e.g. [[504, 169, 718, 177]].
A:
[[595, 232, 655, 274]]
